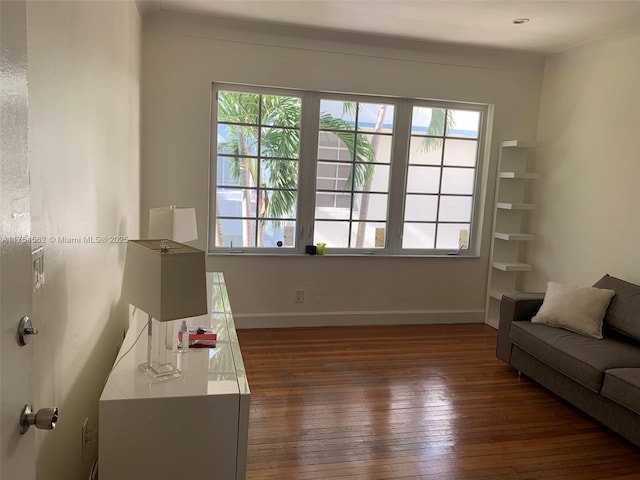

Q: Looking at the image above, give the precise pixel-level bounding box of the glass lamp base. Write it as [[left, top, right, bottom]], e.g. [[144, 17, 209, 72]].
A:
[[139, 361, 181, 381], [140, 316, 182, 381]]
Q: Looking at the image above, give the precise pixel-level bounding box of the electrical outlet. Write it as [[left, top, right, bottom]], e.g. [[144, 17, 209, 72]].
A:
[[295, 289, 304, 303]]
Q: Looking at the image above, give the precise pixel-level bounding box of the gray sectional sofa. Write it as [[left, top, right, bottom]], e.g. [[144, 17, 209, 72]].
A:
[[496, 274, 640, 446]]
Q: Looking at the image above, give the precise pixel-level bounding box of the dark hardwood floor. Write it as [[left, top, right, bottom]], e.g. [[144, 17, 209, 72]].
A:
[[237, 324, 640, 479]]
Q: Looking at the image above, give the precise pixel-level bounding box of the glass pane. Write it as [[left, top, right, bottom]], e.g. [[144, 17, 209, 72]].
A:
[[353, 164, 389, 192], [261, 128, 300, 159], [260, 95, 301, 127], [258, 189, 297, 220], [217, 125, 258, 156], [218, 91, 259, 124], [436, 223, 470, 249], [318, 131, 352, 161], [402, 223, 435, 249], [353, 193, 387, 221], [319, 99, 356, 130], [362, 134, 392, 163], [260, 221, 296, 248], [260, 160, 299, 190], [216, 157, 257, 188], [216, 157, 257, 187], [350, 222, 386, 248], [443, 139, 478, 167], [357, 103, 394, 133], [314, 221, 350, 248], [441, 168, 475, 195], [316, 178, 335, 190], [315, 193, 351, 219], [406, 166, 440, 194], [439, 196, 472, 222], [411, 106, 446, 135], [316, 162, 351, 192], [447, 110, 480, 138], [216, 188, 256, 217], [409, 137, 443, 165], [404, 194, 438, 222], [215, 218, 256, 248]]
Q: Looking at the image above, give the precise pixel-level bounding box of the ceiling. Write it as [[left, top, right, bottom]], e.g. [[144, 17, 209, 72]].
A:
[[145, 0, 640, 54]]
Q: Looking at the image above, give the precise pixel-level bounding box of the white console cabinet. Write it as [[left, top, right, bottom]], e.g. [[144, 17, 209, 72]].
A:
[[99, 272, 249, 480]]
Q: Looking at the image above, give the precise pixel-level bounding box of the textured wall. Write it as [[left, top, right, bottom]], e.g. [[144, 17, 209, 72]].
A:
[[27, 2, 141, 478], [525, 30, 640, 290]]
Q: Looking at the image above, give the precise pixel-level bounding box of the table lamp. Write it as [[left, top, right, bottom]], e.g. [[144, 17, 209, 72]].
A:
[[122, 239, 207, 379], [148, 206, 198, 242]]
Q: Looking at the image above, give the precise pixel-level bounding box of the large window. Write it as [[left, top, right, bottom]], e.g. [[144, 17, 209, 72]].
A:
[[314, 99, 394, 249], [214, 89, 301, 249], [210, 84, 486, 255], [403, 106, 481, 249]]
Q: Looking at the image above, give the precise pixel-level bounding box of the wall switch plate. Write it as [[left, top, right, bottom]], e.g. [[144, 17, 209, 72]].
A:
[[295, 289, 304, 303], [32, 246, 45, 291]]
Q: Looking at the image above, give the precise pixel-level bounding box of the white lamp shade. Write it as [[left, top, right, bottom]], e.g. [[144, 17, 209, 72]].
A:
[[122, 240, 208, 321], [149, 206, 197, 243]]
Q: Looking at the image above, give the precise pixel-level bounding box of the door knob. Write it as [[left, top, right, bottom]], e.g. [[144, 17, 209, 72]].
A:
[[19, 404, 58, 434], [18, 316, 38, 345]]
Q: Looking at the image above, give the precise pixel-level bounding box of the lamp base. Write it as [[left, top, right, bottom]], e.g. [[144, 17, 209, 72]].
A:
[[140, 316, 182, 381], [138, 361, 181, 381]]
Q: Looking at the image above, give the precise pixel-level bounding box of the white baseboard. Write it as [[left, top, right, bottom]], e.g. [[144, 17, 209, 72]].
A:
[[233, 309, 485, 329]]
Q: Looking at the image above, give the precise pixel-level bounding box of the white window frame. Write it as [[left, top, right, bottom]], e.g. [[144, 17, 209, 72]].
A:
[[396, 99, 488, 255], [208, 83, 488, 256]]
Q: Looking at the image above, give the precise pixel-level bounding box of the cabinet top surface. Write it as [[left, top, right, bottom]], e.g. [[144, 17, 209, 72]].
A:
[[101, 272, 250, 401]]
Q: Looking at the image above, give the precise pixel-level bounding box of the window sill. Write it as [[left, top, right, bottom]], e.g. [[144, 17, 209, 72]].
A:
[[208, 251, 480, 259]]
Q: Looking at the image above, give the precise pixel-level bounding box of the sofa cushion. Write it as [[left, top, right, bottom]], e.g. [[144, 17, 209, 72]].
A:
[[601, 368, 640, 415], [510, 321, 640, 392], [531, 281, 615, 339], [593, 274, 640, 342]]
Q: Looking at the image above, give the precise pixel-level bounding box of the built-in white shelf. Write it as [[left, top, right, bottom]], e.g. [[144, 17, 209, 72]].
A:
[[486, 140, 538, 328], [499, 172, 540, 180], [489, 289, 521, 300], [497, 202, 536, 210], [494, 232, 534, 241], [493, 261, 532, 272], [489, 290, 504, 300]]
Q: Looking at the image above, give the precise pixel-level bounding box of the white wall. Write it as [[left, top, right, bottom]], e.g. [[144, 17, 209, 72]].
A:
[[525, 30, 640, 290], [27, 1, 141, 479], [142, 12, 544, 327]]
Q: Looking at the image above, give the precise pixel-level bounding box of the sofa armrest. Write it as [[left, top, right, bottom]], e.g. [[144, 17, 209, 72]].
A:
[[496, 292, 545, 364]]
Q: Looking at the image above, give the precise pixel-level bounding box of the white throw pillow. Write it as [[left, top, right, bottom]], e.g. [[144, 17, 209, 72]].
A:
[[531, 281, 615, 339]]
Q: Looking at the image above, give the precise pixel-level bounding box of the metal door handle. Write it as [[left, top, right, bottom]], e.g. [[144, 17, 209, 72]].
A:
[[18, 316, 39, 345], [20, 404, 58, 434]]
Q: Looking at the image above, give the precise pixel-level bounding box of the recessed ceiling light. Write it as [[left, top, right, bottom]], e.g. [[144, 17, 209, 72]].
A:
[[512, 18, 530, 24]]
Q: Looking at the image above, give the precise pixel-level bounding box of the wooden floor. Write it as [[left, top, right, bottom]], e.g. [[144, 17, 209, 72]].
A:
[[237, 324, 640, 479]]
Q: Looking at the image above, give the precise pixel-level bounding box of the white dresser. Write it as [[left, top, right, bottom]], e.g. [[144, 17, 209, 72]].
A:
[[99, 272, 250, 480]]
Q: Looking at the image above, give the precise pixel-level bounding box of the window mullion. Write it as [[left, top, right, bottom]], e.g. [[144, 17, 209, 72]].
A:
[[348, 107, 359, 248], [387, 99, 412, 254], [298, 91, 320, 251]]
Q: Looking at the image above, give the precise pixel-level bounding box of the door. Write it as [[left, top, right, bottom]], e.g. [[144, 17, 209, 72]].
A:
[[0, 1, 36, 479]]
